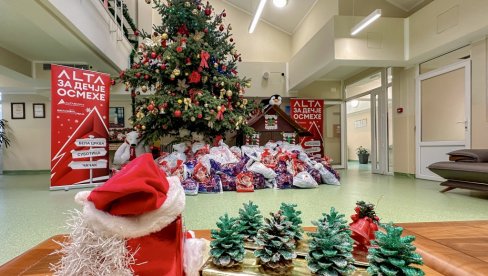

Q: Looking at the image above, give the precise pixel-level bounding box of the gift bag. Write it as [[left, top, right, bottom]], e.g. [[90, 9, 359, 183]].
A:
[[236, 172, 254, 192]]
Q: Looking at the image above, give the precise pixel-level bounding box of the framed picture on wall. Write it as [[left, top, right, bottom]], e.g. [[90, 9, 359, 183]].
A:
[[11, 102, 25, 119], [109, 107, 125, 128], [33, 103, 45, 118]]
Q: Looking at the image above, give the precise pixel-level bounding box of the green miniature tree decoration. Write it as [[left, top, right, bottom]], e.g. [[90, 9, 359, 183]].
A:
[[117, 0, 258, 143], [210, 214, 245, 268], [237, 201, 263, 241], [280, 203, 304, 243], [254, 211, 297, 274], [367, 223, 425, 276], [306, 207, 355, 276]]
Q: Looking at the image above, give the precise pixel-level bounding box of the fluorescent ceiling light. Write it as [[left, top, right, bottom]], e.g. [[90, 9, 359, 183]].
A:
[[249, 0, 267, 33], [273, 0, 287, 8], [351, 9, 382, 36]]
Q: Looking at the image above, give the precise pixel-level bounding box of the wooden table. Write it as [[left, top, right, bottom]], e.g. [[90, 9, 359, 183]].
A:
[[3, 222, 487, 275]]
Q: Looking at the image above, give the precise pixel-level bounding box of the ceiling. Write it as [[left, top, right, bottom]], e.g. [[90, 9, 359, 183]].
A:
[[224, 0, 317, 35], [386, 0, 427, 12]]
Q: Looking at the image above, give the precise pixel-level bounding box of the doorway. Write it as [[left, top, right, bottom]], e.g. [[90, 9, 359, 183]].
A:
[[345, 69, 392, 174], [415, 60, 471, 180]]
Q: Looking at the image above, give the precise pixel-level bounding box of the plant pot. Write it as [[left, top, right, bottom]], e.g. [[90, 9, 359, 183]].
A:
[[358, 154, 369, 164]]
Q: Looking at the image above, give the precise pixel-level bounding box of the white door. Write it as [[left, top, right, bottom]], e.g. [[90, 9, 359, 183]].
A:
[[416, 60, 471, 180]]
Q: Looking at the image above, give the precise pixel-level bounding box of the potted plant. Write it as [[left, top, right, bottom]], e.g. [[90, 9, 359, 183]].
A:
[[0, 119, 11, 148], [357, 146, 369, 164]]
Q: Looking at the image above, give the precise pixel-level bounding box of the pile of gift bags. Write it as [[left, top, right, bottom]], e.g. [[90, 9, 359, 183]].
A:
[[155, 141, 341, 195]]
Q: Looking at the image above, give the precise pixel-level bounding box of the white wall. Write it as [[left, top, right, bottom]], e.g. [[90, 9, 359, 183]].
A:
[[291, 0, 338, 55], [2, 94, 51, 171]]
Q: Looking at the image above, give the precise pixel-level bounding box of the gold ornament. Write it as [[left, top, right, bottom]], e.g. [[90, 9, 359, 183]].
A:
[[226, 90, 233, 97], [202, 76, 208, 83], [141, 85, 148, 92], [191, 116, 195, 122], [136, 111, 144, 119], [178, 99, 183, 104], [192, 9, 198, 15], [170, 74, 176, 79], [141, 125, 146, 130], [173, 68, 181, 76], [162, 33, 168, 40]]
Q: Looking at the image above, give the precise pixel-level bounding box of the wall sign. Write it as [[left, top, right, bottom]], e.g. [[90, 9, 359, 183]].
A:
[[50, 65, 110, 190], [290, 99, 324, 157]]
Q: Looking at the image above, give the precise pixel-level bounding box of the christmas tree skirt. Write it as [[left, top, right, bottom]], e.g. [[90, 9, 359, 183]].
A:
[[202, 249, 368, 275]]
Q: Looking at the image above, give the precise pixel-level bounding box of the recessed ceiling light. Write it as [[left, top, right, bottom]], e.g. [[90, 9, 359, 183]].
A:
[[273, 0, 287, 8]]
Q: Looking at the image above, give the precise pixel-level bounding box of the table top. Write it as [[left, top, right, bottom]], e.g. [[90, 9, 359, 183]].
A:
[[4, 222, 483, 275]]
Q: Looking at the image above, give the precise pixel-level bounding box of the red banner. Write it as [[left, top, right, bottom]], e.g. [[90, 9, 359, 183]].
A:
[[51, 65, 110, 189], [290, 99, 324, 158]]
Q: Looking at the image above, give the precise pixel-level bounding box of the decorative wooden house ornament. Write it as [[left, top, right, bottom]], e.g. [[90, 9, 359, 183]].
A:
[[245, 105, 311, 146]]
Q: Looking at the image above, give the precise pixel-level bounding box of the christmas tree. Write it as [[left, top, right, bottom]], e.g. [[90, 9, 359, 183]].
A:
[[280, 203, 304, 243], [210, 213, 246, 268], [118, 0, 257, 143], [237, 201, 263, 242], [367, 223, 424, 276], [254, 211, 297, 274], [306, 207, 355, 276]]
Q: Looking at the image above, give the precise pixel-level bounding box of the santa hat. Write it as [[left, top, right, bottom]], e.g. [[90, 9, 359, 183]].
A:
[[74, 153, 188, 275]]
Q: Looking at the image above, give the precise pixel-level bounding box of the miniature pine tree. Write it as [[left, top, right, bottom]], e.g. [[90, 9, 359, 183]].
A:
[[280, 203, 304, 243], [254, 211, 297, 274], [118, 0, 258, 143], [210, 213, 245, 268], [306, 207, 355, 276], [367, 223, 425, 276], [237, 201, 263, 241]]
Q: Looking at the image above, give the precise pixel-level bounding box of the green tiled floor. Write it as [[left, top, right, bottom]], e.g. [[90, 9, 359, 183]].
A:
[[1, 167, 488, 266]]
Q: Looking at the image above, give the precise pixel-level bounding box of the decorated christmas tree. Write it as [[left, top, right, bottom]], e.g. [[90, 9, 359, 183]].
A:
[[280, 203, 304, 243], [254, 211, 297, 274], [118, 0, 257, 143], [367, 223, 424, 276], [306, 207, 355, 276], [237, 201, 263, 242], [210, 213, 246, 268]]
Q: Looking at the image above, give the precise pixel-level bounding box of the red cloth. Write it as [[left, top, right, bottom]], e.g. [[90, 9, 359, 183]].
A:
[[88, 153, 169, 216], [127, 216, 183, 276]]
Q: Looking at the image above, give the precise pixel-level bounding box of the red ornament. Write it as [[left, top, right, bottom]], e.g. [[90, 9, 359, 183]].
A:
[[119, 71, 125, 78], [147, 104, 154, 111], [219, 24, 224, 32], [135, 72, 141, 78], [144, 74, 150, 80], [162, 40, 167, 48], [151, 52, 157, 59], [354, 206, 360, 213], [230, 38, 234, 42], [111, 79, 116, 85], [134, 30, 140, 36], [135, 64, 141, 69], [174, 110, 182, 117], [162, 124, 168, 129], [188, 71, 201, 84], [222, 12, 227, 17], [203, 28, 208, 33], [205, 8, 211, 16], [197, 113, 203, 119], [176, 46, 183, 53], [160, 64, 167, 70], [197, 66, 203, 72], [186, 58, 191, 65]]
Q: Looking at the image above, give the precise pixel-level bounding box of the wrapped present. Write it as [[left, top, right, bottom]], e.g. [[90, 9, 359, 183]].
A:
[[193, 162, 210, 183], [260, 148, 277, 169], [236, 172, 254, 192], [220, 173, 237, 191], [182, 178, 199, 196], [293, 171, 318, 189], [198, 174, 222, 193], [276, 172, 293, 189]]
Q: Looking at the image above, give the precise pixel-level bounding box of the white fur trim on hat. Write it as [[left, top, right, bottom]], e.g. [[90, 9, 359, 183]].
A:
[[75, 176, 185, 239]]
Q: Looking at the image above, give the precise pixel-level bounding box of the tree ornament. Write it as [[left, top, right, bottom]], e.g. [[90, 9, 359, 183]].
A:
[[280, 203, 304, 244], [306, 207, 355, 276], [173, 68, 181, 76], [230, 38, 234, 42], [350, 201, 380, 252], [197, 113, 203, 119], [134, 30, 140, 36], [367, 224, 425, 276], [162, 33, 168, 40], [205, 8, 211, 16], [226, 90, 233, 97], [147, 104, 154, 111], [174, 110, 182, 117], [237, 201, 263, 242], [219, 24, 224, 32], [151, 52, 157, 59], [144, 74, 150, 80], [254, 210, 297, 274], [177, 99, 183, 104], [141, 85, 148, 92], [135, 72, 141, 78], [210, 214, 245, 268]]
